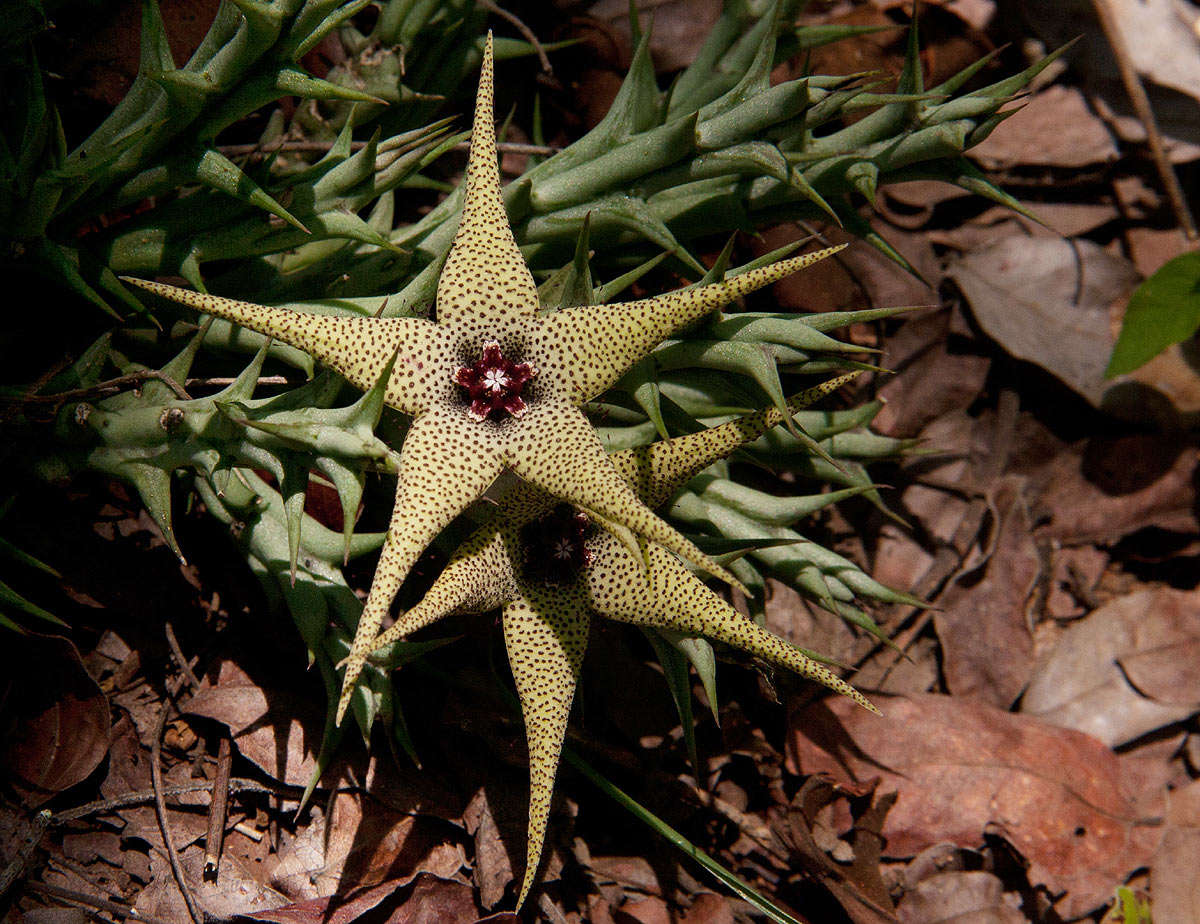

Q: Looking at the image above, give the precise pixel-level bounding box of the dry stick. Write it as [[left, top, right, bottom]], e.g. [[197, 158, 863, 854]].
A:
[[203, 736, 233, 883], [50, 778, 323, 825], [2, 369, 192, 406], [187, 374, 292, 388], [151, 655, 204, 924], [0, 810, 50, 899], [25, 881, 178, 924], [479, 0, 553, 73], [165, 621, 202, 692], [1090, 0, 1198, 240]]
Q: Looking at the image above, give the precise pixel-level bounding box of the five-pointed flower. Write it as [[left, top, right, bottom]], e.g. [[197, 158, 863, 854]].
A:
[[122, 33, 843, 726], [357, 373, 878, 909]]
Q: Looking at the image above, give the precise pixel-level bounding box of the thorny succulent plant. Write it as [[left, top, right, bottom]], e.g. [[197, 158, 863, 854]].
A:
[[121, 34, 854, 730], [6, 0, 1062, 910]]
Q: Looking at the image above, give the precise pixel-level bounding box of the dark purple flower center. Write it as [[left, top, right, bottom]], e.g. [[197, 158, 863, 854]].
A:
[[454, 341, 536, 421], [521, 505, 594, 585]]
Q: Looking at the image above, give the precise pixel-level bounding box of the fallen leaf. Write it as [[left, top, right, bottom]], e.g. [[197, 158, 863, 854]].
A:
[[1017, 0, 1200, 160], [898, 871, 1024, 923], [3, 634, 112, 807], [1152, 779, 1200, 924], [463, 788, 517, 910], [385, 874, 480, 924], [679, 893, 734, 924], [183, 659, 323, 785], [970, 85, 1118, 168], [934, 477, 1038, 708], [618, 895, 672, 924], [786, 692, 1159, 918], [242, 873, 479, 924], [62, 831, 122, 866], [1019, 426, 1199, 544], [589, 0, 723, 72], [947, 236, 1141, 411], [875, 311, 991, 438], [136, 843, 290, 922], [589, 855, 662, 895], [271, 791, 466, 902], [1044, 546, 1108, 621], [1022, 588, 1200, 746]]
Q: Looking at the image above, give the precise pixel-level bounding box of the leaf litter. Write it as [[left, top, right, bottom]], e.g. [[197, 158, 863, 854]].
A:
[[8, 2, 1200, 922]]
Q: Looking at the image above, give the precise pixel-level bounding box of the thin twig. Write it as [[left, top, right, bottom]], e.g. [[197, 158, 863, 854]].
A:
[[479, 0, 553, 73], [1090, 0, 1197, 240], [203, 736, 233, 882], [150, 683, 203, 924], [2, 370, 192, 406], [217, 138, 560, 159], [49, 778, 324, 824], [0, 810, 49, 899], [186, 375, 293, 388], [25, 880, 178, 924], [164, 622, 202, 692]]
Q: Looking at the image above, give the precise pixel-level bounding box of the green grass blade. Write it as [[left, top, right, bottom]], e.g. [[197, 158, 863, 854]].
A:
[[563, 747, 804, 924]]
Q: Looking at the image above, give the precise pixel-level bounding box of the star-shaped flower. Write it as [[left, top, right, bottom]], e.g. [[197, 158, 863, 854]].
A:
[[122, 33, 842, 727], [359, 373, 878, 909]]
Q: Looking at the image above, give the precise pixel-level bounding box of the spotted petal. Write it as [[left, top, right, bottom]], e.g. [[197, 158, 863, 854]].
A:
[[367, 527, 516, 654], [336, 408, 504, 723], [613, 372, 864, 509], [118, 280, 446, 417], [588, 539, 878, 714], [435, 32, 539, 329], [502, 586, 591, 910], [502, 396, 745, 592], [544, 245, 846, 403]]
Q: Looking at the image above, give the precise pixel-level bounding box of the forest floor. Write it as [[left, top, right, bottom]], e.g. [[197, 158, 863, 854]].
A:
[[3, 1, 1199, 922]]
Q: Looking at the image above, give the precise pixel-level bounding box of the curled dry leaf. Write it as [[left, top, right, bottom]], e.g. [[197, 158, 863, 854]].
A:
[[3, 634, 111, 807], [270, 792, 466, 903], [786, 692, 1159, 919], [933, 476, 1039, 708], [1022, 587, 1200, 746], [243, 873, 480, 924]]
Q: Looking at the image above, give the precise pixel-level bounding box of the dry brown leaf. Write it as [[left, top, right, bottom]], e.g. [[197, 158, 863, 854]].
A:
[[618, 895, 673, 924], [1015, 0, 1200, 160], [680, 893, 735, 924], [135, 843, 290, 922], [1022, 588, 1200, 746], [1019, 428, 1199, 544], [970, 85, 1118, 169], [1152, 779, 1200, 924], [898, 870, 1024, 923], [183, 659, 323, 785], [934, 477, 1038, 708], [242, 873, 480, 924], [874, 312, 991, 439], [271, 792, 466, 902], [786, 692, 1159, 919], [3, 635, 112, 807], [463, 788, 517, 909], [946, 236, 1141, 410], [588, 0, 723, 72]]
